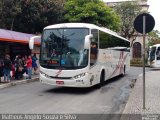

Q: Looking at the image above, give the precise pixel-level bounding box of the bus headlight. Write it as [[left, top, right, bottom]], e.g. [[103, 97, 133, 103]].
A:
[[73, 73, 87, 79], [40, 71, 50, 78]]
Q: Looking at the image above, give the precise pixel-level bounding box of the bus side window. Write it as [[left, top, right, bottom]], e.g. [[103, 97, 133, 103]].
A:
[[91, 42, 98, 59], [90, 29, 98, 66]]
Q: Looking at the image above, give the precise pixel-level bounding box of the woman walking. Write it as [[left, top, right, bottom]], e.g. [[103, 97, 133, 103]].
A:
[[0, 56, 4, 83], [3, 54, 12, 82], [26, 55, 32, 79]]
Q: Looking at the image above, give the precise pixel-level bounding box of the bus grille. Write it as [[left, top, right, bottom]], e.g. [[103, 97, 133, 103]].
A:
[[50, 76, 72, 79]]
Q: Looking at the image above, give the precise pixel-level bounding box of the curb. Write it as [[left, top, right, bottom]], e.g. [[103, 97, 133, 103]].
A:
[[121, 74, 142, 112], [0, 77, 39, 89], [119, 75, 141, 120]]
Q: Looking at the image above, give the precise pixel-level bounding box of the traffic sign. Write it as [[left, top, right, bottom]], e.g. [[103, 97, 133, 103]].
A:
[[134, 13, 155, 33], [134, 13, 155, 110]]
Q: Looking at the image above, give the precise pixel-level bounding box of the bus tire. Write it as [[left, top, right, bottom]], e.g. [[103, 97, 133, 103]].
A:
[[97, 70, 105, 88]]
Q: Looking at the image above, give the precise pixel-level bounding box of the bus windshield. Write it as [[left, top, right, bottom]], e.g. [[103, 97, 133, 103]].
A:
[[150, 47, 156, 61], [40, 28, 89, 69]]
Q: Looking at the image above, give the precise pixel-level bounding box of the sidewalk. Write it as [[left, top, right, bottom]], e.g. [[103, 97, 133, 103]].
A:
[[0, 74, 39, 89], [121, 69, 160, 119]]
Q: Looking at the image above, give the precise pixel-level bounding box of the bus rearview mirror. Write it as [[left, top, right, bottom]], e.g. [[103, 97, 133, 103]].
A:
[[84, 34, 93, 49], [29, 36, 41, 49]]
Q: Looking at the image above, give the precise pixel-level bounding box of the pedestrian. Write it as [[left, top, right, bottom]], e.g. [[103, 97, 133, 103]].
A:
[[14, 55, 23, 79], [10, 62, 14, 79], [22, 56, 28, 74], [26, 55, 32, 79], [32, 53, 38, 74], [14, 55, 23, 69], [3, 54, 12, 82], [0, 55, 4, 83]]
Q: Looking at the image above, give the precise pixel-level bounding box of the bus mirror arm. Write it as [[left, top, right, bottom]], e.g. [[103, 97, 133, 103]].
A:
[[84, 34, 93, 49], [29, 36, 41, 49]]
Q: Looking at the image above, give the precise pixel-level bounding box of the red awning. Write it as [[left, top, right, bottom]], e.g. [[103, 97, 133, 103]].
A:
[[0, 29, 40, 45]]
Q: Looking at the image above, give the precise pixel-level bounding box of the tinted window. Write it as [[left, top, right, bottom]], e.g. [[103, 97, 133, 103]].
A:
[[90, 29, 98, 66], [40, 28, 89, 69], [99, 30, 130, 49]]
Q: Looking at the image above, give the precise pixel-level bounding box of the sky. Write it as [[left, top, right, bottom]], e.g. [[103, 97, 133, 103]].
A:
[[103, 0, 160, 31], [147, 0, 159, 31]]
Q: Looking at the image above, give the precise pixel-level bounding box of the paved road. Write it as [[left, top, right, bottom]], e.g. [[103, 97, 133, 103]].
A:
[[0, 67, 151, 114]]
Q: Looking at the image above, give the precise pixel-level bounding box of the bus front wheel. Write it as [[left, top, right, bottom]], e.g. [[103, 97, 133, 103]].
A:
[[97, 70, 105, 88]]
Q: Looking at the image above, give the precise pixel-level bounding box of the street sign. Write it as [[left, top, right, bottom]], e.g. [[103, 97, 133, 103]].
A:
[[134, 13, 155, 34], [134, 13, 155, 110]]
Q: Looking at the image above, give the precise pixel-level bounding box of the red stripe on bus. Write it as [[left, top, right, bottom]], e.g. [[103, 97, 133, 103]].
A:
[[55, 69, 62, 77], [109, 51, 123, 78]]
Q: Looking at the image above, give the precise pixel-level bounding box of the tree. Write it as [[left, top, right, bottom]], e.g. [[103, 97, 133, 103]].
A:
[[14, 0, 65, 33], [114, 1, 142, 43], [148, 30, 160, 46], [0, 0, 21, 30], [0, 0, 65, 33], [0, 0, 3, 27], [64, 0, 121, 31]]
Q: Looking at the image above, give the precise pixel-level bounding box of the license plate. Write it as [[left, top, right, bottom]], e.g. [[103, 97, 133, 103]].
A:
[[56, 81, 64, 85]]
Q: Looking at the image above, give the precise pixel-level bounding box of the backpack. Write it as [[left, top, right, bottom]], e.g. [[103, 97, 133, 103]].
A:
[[4, 59, 12, 69]]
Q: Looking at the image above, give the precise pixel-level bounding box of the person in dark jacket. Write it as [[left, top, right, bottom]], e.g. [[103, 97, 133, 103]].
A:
[[32, 53, 38, 74], [3, 54, 12, 82], [0, 55, 4, 83]]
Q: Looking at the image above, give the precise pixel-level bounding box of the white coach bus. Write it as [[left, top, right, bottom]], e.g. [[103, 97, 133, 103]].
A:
[[29, 23, 130, 87], [148, 44, 160, 68]]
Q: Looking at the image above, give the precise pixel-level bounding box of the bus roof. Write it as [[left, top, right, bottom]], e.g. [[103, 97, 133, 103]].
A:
[[44, 23, 129, 42], [150, 44, 160, 48]]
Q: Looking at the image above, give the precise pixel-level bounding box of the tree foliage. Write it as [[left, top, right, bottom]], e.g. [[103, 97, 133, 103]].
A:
[[0, 0, 21, 30], [16, 0, 65, 33], [0, 0, 121, 33], [148, 30, 160, 46], [0, 0, 65, 33], [64, 0, 121, 31], [114, 1, 142, 41]]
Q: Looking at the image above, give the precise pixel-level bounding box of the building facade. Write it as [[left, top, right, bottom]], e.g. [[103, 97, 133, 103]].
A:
[[104, 0, 149, 59]]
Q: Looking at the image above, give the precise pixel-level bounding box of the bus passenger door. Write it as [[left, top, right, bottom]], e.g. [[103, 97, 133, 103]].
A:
[[89, 29, 99, 84]]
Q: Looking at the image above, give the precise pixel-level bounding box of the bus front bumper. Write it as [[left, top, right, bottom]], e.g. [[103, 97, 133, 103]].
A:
[[39, 73, 93, 88]]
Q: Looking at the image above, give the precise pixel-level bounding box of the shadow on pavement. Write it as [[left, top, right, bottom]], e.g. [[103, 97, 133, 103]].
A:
[[44, 86, 97, 94]]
